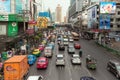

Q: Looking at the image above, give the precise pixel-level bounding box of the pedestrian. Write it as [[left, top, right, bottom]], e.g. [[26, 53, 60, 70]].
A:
[[79, 49, 82, 57]]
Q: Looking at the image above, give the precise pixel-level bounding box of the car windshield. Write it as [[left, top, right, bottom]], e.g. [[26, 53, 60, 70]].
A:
[[39, 60, 45, 63]]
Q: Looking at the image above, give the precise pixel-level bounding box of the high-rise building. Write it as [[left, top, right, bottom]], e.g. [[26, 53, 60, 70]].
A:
[[55, 4, 62, 23]]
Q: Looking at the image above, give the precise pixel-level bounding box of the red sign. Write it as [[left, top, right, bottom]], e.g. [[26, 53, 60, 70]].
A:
[[28, 20, 37, 24], [26, 29, 34, 35]]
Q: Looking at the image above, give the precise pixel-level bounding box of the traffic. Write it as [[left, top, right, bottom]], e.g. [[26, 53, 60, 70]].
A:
[[0, 27, 120, 80]]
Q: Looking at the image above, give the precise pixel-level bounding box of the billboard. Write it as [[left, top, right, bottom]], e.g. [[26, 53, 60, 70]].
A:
[[39, 12, 50, 18], [100, 2, 116, 14], [99, 14, 110, 29], [16, 0, 23, 13], [88, 6, 97, 29], [0, 0, 11, 13]]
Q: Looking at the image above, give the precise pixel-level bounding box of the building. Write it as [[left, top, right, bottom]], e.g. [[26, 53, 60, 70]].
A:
[[0, 0, 37, 52], [55, 4, 62, 23]]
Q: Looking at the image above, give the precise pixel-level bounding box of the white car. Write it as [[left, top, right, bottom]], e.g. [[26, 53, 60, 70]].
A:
[[27, 75, 43, 80], [71, 54, 81, 65], [69, 38, 74, 42], [56, 54, 65, 66]]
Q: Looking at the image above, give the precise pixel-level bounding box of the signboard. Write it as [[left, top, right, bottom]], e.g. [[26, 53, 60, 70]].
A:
[[39, 12, 50, 17], [100, 2, 116, 14], [8, 22, 18, 37], [99, 14, 110, 29], [0, 0, 10, 13], [88, 6, 97, 28], [0, 15, 8, 21], [0, 25, 6, 35], [16, 0, 23, 13]]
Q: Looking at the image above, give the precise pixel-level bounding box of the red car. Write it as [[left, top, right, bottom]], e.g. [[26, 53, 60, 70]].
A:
[[37, 57, 48, 69], [74, 43, 81, 49], [38, 45, 45, 51]]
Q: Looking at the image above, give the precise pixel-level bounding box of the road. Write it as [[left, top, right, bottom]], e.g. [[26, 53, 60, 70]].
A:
[[28, 37, 119, 80]]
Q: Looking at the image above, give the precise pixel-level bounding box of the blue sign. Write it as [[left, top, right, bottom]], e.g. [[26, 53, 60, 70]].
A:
[[99, 14, 110, 29], [39, 12, 50, 17], [0, 0, 11, 13]]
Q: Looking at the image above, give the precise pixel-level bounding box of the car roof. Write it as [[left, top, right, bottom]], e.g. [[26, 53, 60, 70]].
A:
[[109, 60, 120, 65], [27, 76, 40, 80], [57, 54, 64, 57], [38, 57, 46, 60], [73, 54, 79, 57]]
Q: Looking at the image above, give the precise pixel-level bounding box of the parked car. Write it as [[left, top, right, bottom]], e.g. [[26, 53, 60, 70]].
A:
[[80, 76, 96, 80], [28, 55, 36, 65], [32, 49, 41, 57], [74, 43, 81, 49], [56, 54, 65, 66], [68, 46, 75, 54], [37, 57, 48, 69], [71, 54, 81, 65], [27, 75, 43, 80], [107, 60, 120, 78], [59, 44, 65, 51]]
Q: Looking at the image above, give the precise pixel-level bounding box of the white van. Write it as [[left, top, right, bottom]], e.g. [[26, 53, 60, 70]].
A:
[[63, 38, 69, 46], [44, 47, 53, 57]]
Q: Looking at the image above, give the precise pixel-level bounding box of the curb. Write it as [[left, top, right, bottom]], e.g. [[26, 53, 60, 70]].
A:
[[95, 42, 120, 55]]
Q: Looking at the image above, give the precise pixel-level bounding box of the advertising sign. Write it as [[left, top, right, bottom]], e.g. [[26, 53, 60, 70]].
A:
[[8, 22, 18, 37], [0, 15, 8, 21], [0, 0, 10, 13], [99, 14, 110, 29], [16, 0, 23, 13], [39, 12, 50, 18], [100, 2, 116, 14], [88, 6, 97, 29]]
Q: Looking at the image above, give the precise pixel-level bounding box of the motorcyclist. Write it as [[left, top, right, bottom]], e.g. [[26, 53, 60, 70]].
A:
[[86, 55, 91, 62], [79, 49, 82, 57]]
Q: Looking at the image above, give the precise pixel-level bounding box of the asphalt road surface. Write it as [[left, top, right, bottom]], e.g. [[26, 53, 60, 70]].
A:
[[28, 37, 120, 80]]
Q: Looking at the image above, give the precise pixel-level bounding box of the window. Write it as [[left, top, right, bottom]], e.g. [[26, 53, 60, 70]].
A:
[[97, 11, 99, 15], [110, 18, 114, 22], [116, 18, 120, 21], [118, 11, 120, 15], [117, 25, 120, 28], [110, 25, 113, 28]]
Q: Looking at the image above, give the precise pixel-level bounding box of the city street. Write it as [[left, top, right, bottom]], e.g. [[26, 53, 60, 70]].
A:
[[28, 37, 119, 80]]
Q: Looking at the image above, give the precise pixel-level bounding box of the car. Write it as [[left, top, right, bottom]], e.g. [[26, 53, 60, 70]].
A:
[[63, 38, 69, 46], [37, 57, 48, 69], [28, 55, 36, 65], [32, 49, 41, 57], [56, 54, 65, 66], [68, 46, 75, 54], [74, 43, 81, 49], [27, 75, 43, 80], [107, 60, 120, 78], [71, 54, 81, 65], [59, 44, 65, 51], [69, 38, 74, 42], [80, 76, 96, 80], [38, 45, 45, 51]]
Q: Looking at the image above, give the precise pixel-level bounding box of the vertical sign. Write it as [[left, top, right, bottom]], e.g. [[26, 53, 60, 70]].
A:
[[8, 22, 18, 37], [99, 14, 110, 29]]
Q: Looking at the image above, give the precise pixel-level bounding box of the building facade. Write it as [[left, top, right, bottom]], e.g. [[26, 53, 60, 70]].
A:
[[55, 4, 62, 23]]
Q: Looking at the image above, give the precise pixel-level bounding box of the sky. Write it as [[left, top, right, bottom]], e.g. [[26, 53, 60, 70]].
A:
[[36, 0, 70, 20]]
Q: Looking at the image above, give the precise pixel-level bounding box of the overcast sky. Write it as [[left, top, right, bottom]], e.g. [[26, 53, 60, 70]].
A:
[[36, 0, 70, 19]]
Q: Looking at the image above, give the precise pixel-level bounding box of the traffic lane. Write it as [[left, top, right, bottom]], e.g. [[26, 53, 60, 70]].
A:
[[68, 48, 92, 80], [77, 39, 118, 80]]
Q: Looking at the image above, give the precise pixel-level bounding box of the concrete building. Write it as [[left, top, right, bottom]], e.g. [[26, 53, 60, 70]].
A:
[[55, 4, 62, 23]]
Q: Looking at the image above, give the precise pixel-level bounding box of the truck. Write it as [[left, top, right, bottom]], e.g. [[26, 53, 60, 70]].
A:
[[44, 47, 53, 58], [4, 55, 29, 80]]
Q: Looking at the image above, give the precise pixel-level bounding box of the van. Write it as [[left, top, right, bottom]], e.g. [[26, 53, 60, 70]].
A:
[[44, 47, 53, 58]]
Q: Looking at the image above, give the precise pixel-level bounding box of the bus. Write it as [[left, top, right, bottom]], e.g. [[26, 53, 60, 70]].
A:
[[71, 32, 79, 41]]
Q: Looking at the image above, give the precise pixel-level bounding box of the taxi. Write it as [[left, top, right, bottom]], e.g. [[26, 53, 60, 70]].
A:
[[28, 55, 36, 65], [38, 45, 45, 51], [37, 57, 48, 69], [32, 49, 41, 57], [74, 43, 81, 49]]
